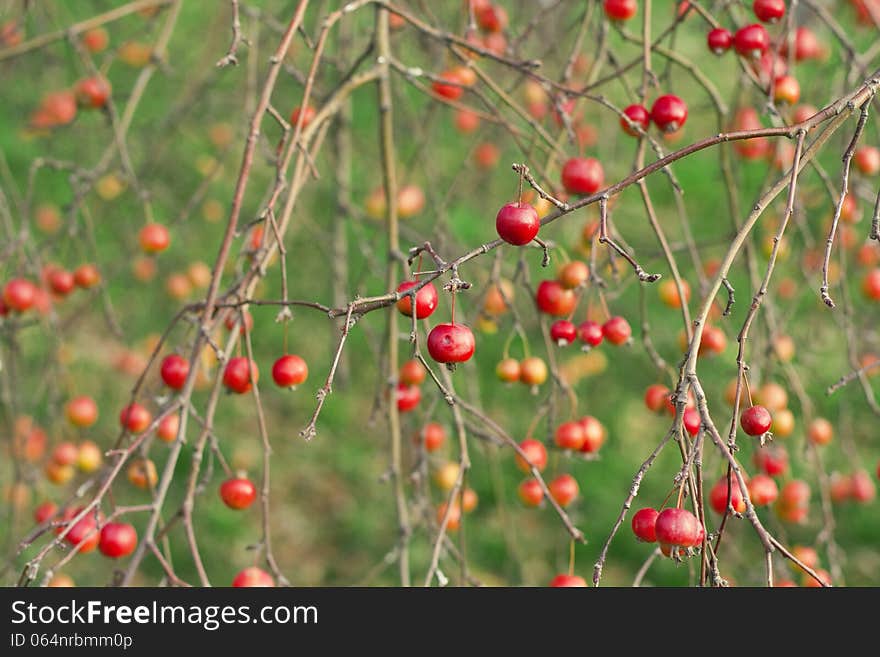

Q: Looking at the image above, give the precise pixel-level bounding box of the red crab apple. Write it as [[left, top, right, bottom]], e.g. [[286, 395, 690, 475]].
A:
[[476, 4, 507, 32], [561, 157, 604, 195], [753, 445, 789, 476], [519, 357, 548, 385], [66, 396, 98, 428], [432, 68, 468, 100], [773, 75, 800, 105], [733, 24, 769, 58], [157, 413, 180, 442], [47, 268, 75, 296], [427, 323, 475, 364], [515, 439, 548, 473], [75, 76, 111, 108], [602, 316, 632, 345], [807, 417, 834, 446], [578, 320, 604, 347], [396, 280, 438, 318], [52, 442, 79, 467], [535, 280, 576, 316], [554, 421, 585, 451], [710, 477, 747, 514], [74, 264, 101, 288], [854, 146, 880, 176], [683, 407, 701, 437], [496, 202, 540, 245], [3, 278, 37, 312], [654, 507, 700, 547], [99, 522, 137, 558], [160, 354, 190, 390], [139, 223, 170, 253], [83, 27, 109, 53], [850, 470, 876, 503], [271, 354, 308, 388], [620, 104, 650, 136], [550, 320, 577, 345], [603, 0, 637, 21], [421, 423, 446, 452], [220, 477, 257, 510], [579, 416, 606, 453], [518, 479, 544, 506], [651, 95, 688, 132], [223, 357, 259, 394], [399, 359, 425, 386], [753, 0, 786, 22], [119, 403, 152, 433], [557, 261, 589, 289], [781, 27, 824, 62], [707, 27, 732, 54], [395, 383, 421, 412], [290, 104, 316, 128], [631, 507, 659, 542], [549, 574, 587, 587], [548, 474, 579, 507], [644, 384, 670, 413], [863, 269, 880, 300], [495, 358, 521, 383], [740, 405, 772, 436], [59, 507, 102, 553], [748, 474, 779, 506], [233, 567, 274, 587]]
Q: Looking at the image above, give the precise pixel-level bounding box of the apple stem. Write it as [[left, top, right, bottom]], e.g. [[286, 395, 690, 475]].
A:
[[568, 539, 576, 576], [516, 165, 524, 204]]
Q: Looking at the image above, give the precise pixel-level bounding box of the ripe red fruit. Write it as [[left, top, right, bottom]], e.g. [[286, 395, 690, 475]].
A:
[[138, 223, 170, 254], [561, 157, 604, 195], [748, 474, 779, 506], [554, 421, 586, 451], [476, 4, 507, 32], [119, 403, 152, 433], [863, 269, 880, 300], [549, 574, 587, 587], [644, 384, 671, 413], [620, 104, 650, 136], [432, 70, 466, 100], [773, 75, 800, 105], [854, 146, 880, 176], [781, 26, 823, 61], [82, 27, 109, 53], [496, 357, 521, 383], [73, 264, 101, 288], [399, 359, 425, 386], [518, 479, 544, 506], [454, 109, 480, 134], [99, 522, 137, 558], [549, 474, 579, 507], [603, 0, 637, 21], [710, 477, 746, 514], [60, 508, 101, 553], [602, 316, 632, 345], [160, 354, 190, 390], [396, 280, 439, 319], [36, 90, 77, 127], [515, 438, 548, 472], [519, 357, 548, 385], [535, 280, 576, 316], [75, 77, 111, 108], [654, 507, 699, 547], [632, 507, 660, 542], [233, 567, 274, 587], [157, 413, 180, 442], [47, 268, 75, 296], [807, 417, 834, 446], [550, 320, 577, 345], [733, 24, 770, 58], [753, 0, 786, 22], [3, 279, 37, 312], [496, 202, 540, 246], [427, 323, 475, 364], [707, 27, 732, 54], [578, 320, 604, 347], [683, 407, 701, 437], [557, 260, 590, 289], [290, 104, 316, 128], [753, 445, 788, 477], [474, 142, 500, 169], [421, 423, 446, 452], [578, 416, 606, 454], [271, 354, 308, 388], [651, 95, 688, 133], [740, 405, 772, 436], [395, 383, 421, 412], [66, 396, 98, 428], [220, 477, 257, 510], [52, 442, 79, 467], [850, 470, 876, 503], [223, 357, 259, 394]]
